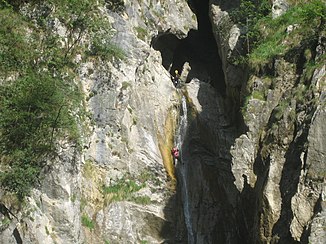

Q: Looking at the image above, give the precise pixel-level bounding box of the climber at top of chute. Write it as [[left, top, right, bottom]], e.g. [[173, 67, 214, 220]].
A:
[[172, 69, 181, 88]]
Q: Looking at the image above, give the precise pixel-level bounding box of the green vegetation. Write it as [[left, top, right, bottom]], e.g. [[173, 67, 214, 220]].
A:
[[88, 34, 126, 60], [251, 90, 266, 101], [274, 99, 290, 120], [70, 194, 77, 203], [80, 197, 87, 211], [303, 53, 326, 80], [122, 81, 131, 90], [249, 0, 325, 69], [83, 160, 97, 179], [81, 214, 95, 229], [103, 175, 151, 204], [45, 226, 50, 235], [0, 0, 123, 200], [240, 89, 265, 117], [230, 0, 325, 70], [232, 0, 325, 118], [294, 83, 308, 104]]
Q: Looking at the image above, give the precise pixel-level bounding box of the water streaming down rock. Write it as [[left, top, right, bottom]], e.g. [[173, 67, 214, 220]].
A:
[[175, 94, 194, 243]]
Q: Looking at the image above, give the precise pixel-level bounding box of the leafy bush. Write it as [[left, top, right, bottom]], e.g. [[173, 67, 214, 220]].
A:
[[0, 159, 41, 200]]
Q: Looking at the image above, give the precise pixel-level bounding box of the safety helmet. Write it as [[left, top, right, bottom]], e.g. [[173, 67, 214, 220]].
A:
[[175, 70, 178, 74]]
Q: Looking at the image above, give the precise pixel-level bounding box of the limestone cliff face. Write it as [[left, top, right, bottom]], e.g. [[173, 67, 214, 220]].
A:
[[0, 0, 325, 244], [0, 1, 195, 243]]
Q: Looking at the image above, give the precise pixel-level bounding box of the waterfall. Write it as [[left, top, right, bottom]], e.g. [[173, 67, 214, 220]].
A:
[[175, 94, 194, 243]]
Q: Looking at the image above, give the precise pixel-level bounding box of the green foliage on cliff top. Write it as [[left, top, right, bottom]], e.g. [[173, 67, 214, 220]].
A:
[[230, 0, 325, 70], [235, 0, 325, 119], [0, 0, 121, 200], [249, 0, 325, 69]]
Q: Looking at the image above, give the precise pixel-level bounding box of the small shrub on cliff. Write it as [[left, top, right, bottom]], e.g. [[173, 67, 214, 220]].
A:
[[88, 35, 126, 61], [0, 157, 41, 200], [81, 214, 94, 229], [103, 176, 150, 205]]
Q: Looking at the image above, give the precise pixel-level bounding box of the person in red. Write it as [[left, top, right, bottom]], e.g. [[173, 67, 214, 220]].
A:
[[171, 146, 180, 165]]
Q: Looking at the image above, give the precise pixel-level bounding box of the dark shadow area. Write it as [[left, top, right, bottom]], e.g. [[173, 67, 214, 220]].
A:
[[13, 228, 22, 244], [157, 192, 187, 243], [251, 150, 272, 242], [188, 0, 240, 13], [151, 32, 180, 71], [0, 203, 17, 220]]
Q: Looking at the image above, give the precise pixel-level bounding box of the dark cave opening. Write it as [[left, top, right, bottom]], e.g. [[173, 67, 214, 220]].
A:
[[151, 0, 225, 93]]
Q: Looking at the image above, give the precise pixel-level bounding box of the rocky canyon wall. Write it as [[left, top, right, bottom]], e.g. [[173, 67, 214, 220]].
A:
[[0, 0, 325, 244], [175, 0, 325, 243]]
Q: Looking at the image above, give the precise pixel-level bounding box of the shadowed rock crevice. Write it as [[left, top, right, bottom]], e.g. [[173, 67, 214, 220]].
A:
[[13, 228, 22, 244]]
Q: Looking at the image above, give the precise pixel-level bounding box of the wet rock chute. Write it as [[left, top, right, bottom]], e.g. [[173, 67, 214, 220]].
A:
[[174, 93, 195, 243]]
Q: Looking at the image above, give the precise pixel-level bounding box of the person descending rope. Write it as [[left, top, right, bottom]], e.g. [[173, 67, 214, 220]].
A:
[[172, 70, 181, 88], [171, 146, 180, 165]]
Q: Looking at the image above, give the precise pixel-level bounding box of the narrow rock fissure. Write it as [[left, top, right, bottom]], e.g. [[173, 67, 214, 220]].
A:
[[13, 228, 22, 244]]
